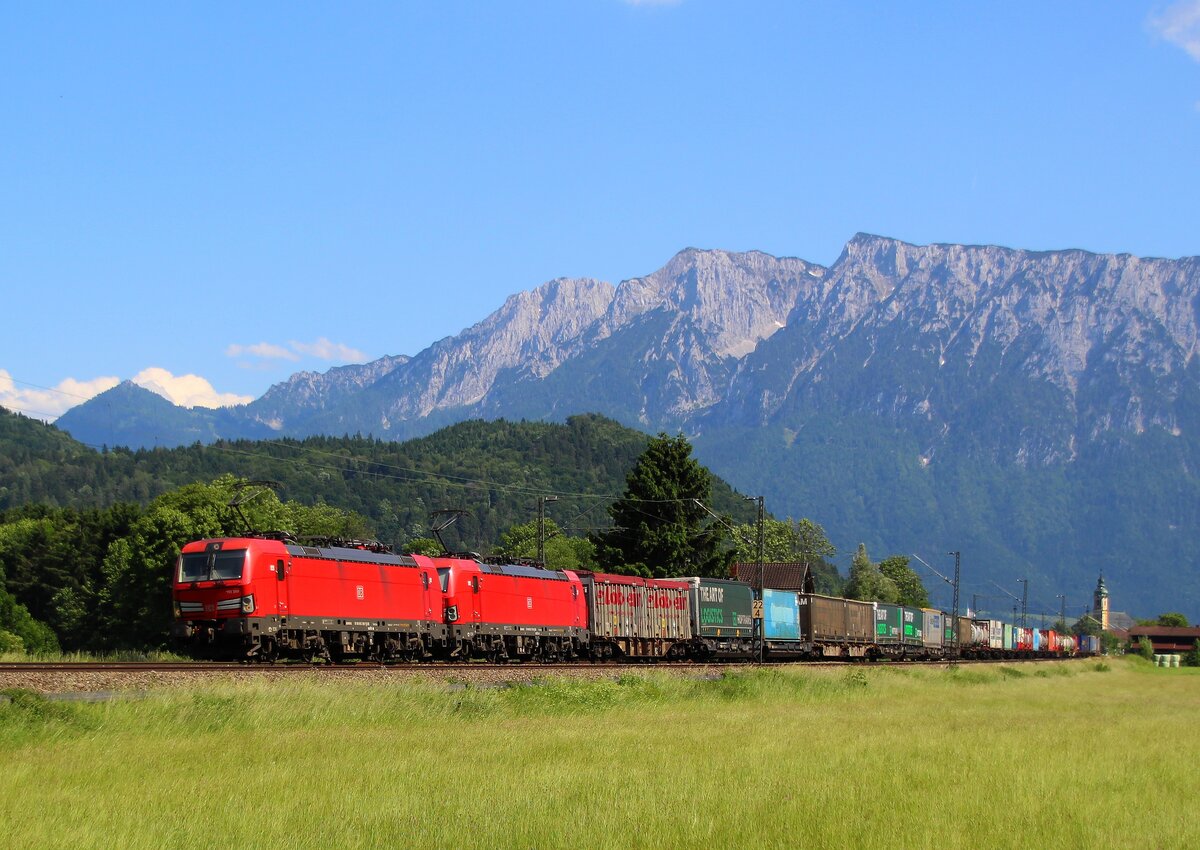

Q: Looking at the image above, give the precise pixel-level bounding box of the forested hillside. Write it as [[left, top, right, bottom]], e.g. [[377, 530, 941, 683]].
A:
[[1, 408, 759, 549]]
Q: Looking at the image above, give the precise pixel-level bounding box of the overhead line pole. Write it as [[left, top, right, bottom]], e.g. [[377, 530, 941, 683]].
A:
[[911, 551, 961, 657], [949, 551, 960, 654], [537, 495, 558, 566], [757, 495, 765, 665]]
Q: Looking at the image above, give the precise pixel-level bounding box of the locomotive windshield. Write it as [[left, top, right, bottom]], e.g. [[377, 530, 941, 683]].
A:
[[178, 549, 247, 582]]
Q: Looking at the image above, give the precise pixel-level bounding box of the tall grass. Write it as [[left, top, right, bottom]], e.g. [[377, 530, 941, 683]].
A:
[[1, 659, 1196, 849]]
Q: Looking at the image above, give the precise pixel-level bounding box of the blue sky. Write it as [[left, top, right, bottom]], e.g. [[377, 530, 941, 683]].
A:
[[3, 1, 1200, 417]]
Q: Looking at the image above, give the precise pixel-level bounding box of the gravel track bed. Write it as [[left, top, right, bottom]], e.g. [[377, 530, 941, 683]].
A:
[[0, 663, 732, 696]]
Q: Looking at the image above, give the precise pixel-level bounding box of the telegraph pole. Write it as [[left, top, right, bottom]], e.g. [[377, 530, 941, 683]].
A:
[[1056, 594, 1066, 630], [537, 496, 558, 566], [1017, 578, 1028, 628]]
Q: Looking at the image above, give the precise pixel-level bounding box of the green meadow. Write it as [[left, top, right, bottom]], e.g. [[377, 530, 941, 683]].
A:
[[1, 659, 1196, 849]]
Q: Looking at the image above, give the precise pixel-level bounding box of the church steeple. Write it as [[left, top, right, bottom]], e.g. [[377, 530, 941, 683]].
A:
[[1093, 574, 1110, 630]]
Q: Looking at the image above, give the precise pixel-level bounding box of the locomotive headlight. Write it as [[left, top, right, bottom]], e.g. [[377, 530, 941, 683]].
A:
[[240, 594, 255, 614], [173, 601, 182, 618]]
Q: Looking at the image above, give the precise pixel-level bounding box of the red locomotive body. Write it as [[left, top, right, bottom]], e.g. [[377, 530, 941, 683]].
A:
[[433, 556, 587, 661], [172, 537, 446, 661]]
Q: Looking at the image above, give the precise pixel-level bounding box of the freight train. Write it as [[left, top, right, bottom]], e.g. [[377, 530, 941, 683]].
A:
[[171, 534, 1100, 662]]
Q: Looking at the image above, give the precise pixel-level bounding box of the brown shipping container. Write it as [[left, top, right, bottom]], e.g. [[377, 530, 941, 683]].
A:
[[845, 598, 873, 641], [802, 594, 872, 643]]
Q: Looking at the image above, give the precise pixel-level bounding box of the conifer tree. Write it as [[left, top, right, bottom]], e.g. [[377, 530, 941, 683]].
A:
[[591, 433, 723, 577]]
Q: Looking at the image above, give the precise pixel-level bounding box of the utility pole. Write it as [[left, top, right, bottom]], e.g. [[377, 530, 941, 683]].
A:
[[971, 593, 979, 618], [1017, 578, 1028, 629], [1056, 594, 1066, 630], [910, 552, 961, 657], [537, 496, 558, 566], [948, 551, 960, 651], [747, 495, 765, 664]]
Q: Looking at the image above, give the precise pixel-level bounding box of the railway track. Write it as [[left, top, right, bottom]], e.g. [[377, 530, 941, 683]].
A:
[[0, 657, 1072, 674]]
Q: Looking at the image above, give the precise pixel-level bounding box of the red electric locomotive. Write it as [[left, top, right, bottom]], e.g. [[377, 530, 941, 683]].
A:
[[434, 556, 588, 661], [172, 536, 446, 661]]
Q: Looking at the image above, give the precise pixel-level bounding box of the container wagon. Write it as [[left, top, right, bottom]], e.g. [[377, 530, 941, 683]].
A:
[[901, 607, 925, 656], [873, 603, 903, 658], [919, 608, 945, 659], [762, 588, 805, 657], [800, 594, 874, 658], [580, 573, 691, 659], [683, 577, 754, 659]]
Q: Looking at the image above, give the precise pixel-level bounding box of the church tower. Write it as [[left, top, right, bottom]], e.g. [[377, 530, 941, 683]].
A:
[[1093, 574, 1110, 631]]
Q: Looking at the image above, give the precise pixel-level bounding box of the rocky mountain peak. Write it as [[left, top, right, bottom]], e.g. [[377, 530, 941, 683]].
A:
[[599, 247, 827, 359]]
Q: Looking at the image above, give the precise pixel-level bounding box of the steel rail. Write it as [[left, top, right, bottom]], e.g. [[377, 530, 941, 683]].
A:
[[0, 656, 1081, 674]]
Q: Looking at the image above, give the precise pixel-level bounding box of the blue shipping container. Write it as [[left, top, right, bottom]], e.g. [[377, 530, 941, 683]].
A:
[[763, 589, 801, 641]]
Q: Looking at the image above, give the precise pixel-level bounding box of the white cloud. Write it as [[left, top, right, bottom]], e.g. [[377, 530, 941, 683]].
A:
[[227, 337, 368, 365], [1150, 1, 1200, 61], [225, 342, 299, 361], [289, 337, 369, 363], [0, 369, 119, 421], [131, 367, 253, 409]]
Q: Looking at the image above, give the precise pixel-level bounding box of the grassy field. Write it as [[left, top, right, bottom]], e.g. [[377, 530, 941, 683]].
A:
[[1, 658, 1196, 849]]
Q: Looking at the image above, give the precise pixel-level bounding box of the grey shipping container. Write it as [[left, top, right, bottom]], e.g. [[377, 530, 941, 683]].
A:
[[988, 620, 1004, 649], [920, 609, 944, 649]]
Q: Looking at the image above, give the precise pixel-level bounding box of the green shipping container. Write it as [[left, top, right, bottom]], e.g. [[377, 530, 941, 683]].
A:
[[685, 578, 754, 638], [874, 603, 901, 643], [901, 607, 924, 646]]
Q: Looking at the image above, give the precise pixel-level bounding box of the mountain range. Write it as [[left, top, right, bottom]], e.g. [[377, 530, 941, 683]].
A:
[[54, 234, 1200, 619]]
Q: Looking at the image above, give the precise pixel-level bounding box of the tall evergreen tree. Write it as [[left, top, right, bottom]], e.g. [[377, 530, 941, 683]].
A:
[[592, 433, 724, 577]]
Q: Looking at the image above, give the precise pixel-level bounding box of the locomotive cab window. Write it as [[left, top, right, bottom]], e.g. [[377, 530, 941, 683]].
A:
[[177, 549, 247, 582]]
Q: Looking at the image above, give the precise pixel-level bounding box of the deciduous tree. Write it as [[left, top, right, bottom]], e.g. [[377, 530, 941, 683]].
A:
[[878, 555, 929, 608], [844, 544, 899, 604]]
